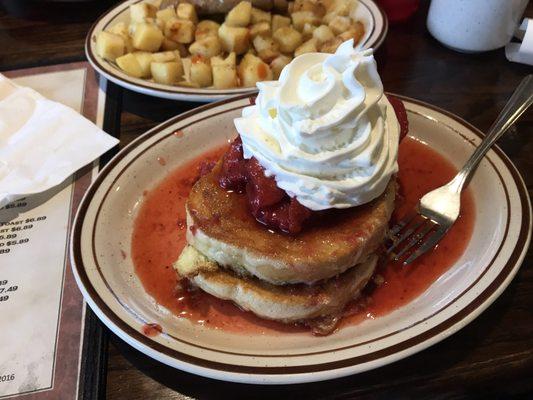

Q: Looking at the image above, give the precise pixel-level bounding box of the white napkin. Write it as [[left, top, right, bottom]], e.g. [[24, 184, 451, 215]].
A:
[[505, 18, 533, 66], [0, 74, 119, 208]]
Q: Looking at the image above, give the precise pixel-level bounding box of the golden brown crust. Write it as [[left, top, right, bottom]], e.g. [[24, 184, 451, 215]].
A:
[[186, 161, 396, 283]]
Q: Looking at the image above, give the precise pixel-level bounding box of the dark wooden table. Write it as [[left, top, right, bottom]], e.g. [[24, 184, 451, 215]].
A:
[[1, 1, 532, 399]]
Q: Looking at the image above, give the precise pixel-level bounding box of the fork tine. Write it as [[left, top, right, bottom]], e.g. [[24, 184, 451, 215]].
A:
[[403, 226, 448, 265], [387, 214, 427, 254], [393, 220, 436, 261], [390, 211, 418, 236]]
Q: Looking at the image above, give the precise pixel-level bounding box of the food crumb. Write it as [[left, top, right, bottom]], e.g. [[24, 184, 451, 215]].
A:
[[157, 157, 167, 166]]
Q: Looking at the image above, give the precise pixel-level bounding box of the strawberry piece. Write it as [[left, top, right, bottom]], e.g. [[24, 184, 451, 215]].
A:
[[219, 137, 247, 192], [245, 158, 285, 211]]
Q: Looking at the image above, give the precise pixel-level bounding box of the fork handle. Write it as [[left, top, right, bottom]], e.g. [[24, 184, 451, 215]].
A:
[[450, 74, 533, 192]]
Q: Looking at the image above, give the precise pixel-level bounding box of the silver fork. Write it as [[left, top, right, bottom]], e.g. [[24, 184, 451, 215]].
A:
[[388, 74, 533, 265]]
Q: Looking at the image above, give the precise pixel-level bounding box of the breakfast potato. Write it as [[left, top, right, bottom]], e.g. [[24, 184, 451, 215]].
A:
[[151, 60, 183, 84], [291, 11, 320, 31], [338, 21, 365, 44], [252, 35, 277, 53], [312, 24, 334, 43], [327, 0, 353, 17], [257, 48, 280, 63], [271, 14, 291, 33], [108, 22, 134, 52], [96, 31, 125, 61], [226, 1, 252, 27], [130, 2, 157, 23], [156, 7, 176, 29], [270, 54, 291, 79], [273, 26, 302, 53], [328, 16, 352, 35], [195, 20, 220, 40], [190, 55, 213, 87], [294, 38, 317, 56], [189, 36, 223, 58], [177, 3, 198, 23], [165, 18, 196, 44], [249, 22, 271, 38], [161, 37, 179, 50], [212, 52, 238, 88], [292, 0, 326, 16], [238, 53, 272, 87], [301, 22, 316, 39], [132, 51, 153, 78], [151, 50, 177, 62], [319, 36, 342, 53], [132, 22, 163, 51], [116, 53, 143, 78], [218, 23, 250, 54], [251, 7, 271, 24]]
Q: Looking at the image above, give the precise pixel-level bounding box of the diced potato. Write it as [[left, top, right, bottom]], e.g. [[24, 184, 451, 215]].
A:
[[211, 53, 238, 89], [292, 0, 326, 16], [251, 7, 271, 24], [130, 2, 157, 23], [270, 54, 291, 79], [147, 0, 163, 7], [328, 16, 352, 35], [116, 53, 143, 78], [313, 24, 335, 43], [156, 7, 176, 29], [165, 18, 196, 44], [320, 0, 335, 9], [176, 3, 198, 24], [253, 35, 277, 52], [302, 22, 316, 40], [273, 26, 302, 53], [238, 53, 272, 87], [107, 22, 134, 52], [107, 22, 128, 38], [319, 36, 342, 53], [249, 22, 271, 38], [291, 11, 320, 31], [189, 36, 223, 58], [338, 21, 365, 44], [190, 55, 213, 87], [327, 0, 353, 17], [96, 31, 125, 61], [271, 14, 291, 33], [226, 1, 252, 27], [151, 61, 183, 84], [294, 38, 317, 57], [257, 48, 280, 63], [151, 50, 177, 62], [218, 23, 250, 55], [132, 51, 153, 78], [161, 37, 179, 50], [132, 23, 163, 51], [195, 20, 220, 40]]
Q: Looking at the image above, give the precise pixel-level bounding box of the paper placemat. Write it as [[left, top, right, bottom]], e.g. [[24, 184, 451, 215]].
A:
[[0, 63, 114, 400]]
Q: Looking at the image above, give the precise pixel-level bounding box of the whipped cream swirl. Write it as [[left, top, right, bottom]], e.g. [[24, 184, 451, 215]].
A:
[[234, 40, 400, 211]]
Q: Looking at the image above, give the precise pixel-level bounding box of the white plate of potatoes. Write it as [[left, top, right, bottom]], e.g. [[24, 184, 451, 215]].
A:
[[86, 0, 387, 102]]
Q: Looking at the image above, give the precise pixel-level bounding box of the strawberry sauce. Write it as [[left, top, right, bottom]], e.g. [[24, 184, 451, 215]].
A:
[[131, 137, 475, 335]]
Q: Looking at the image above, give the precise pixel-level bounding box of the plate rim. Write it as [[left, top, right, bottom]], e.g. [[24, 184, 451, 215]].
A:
[[84, 0, 389, 102], [70, 93, 532, 384]]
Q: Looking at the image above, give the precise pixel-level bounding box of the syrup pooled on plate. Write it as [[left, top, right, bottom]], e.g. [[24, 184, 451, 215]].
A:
[[131, 137, 475, 335]]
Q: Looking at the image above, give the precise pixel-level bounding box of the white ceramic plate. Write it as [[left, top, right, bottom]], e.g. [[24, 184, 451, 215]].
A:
[[70, 94, 531, 384], [85, 0, 388, 102]]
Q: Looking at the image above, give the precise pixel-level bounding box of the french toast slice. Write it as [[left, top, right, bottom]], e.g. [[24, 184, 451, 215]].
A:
[[175, 245, 377, 324], [186, 161, 395, 284]]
